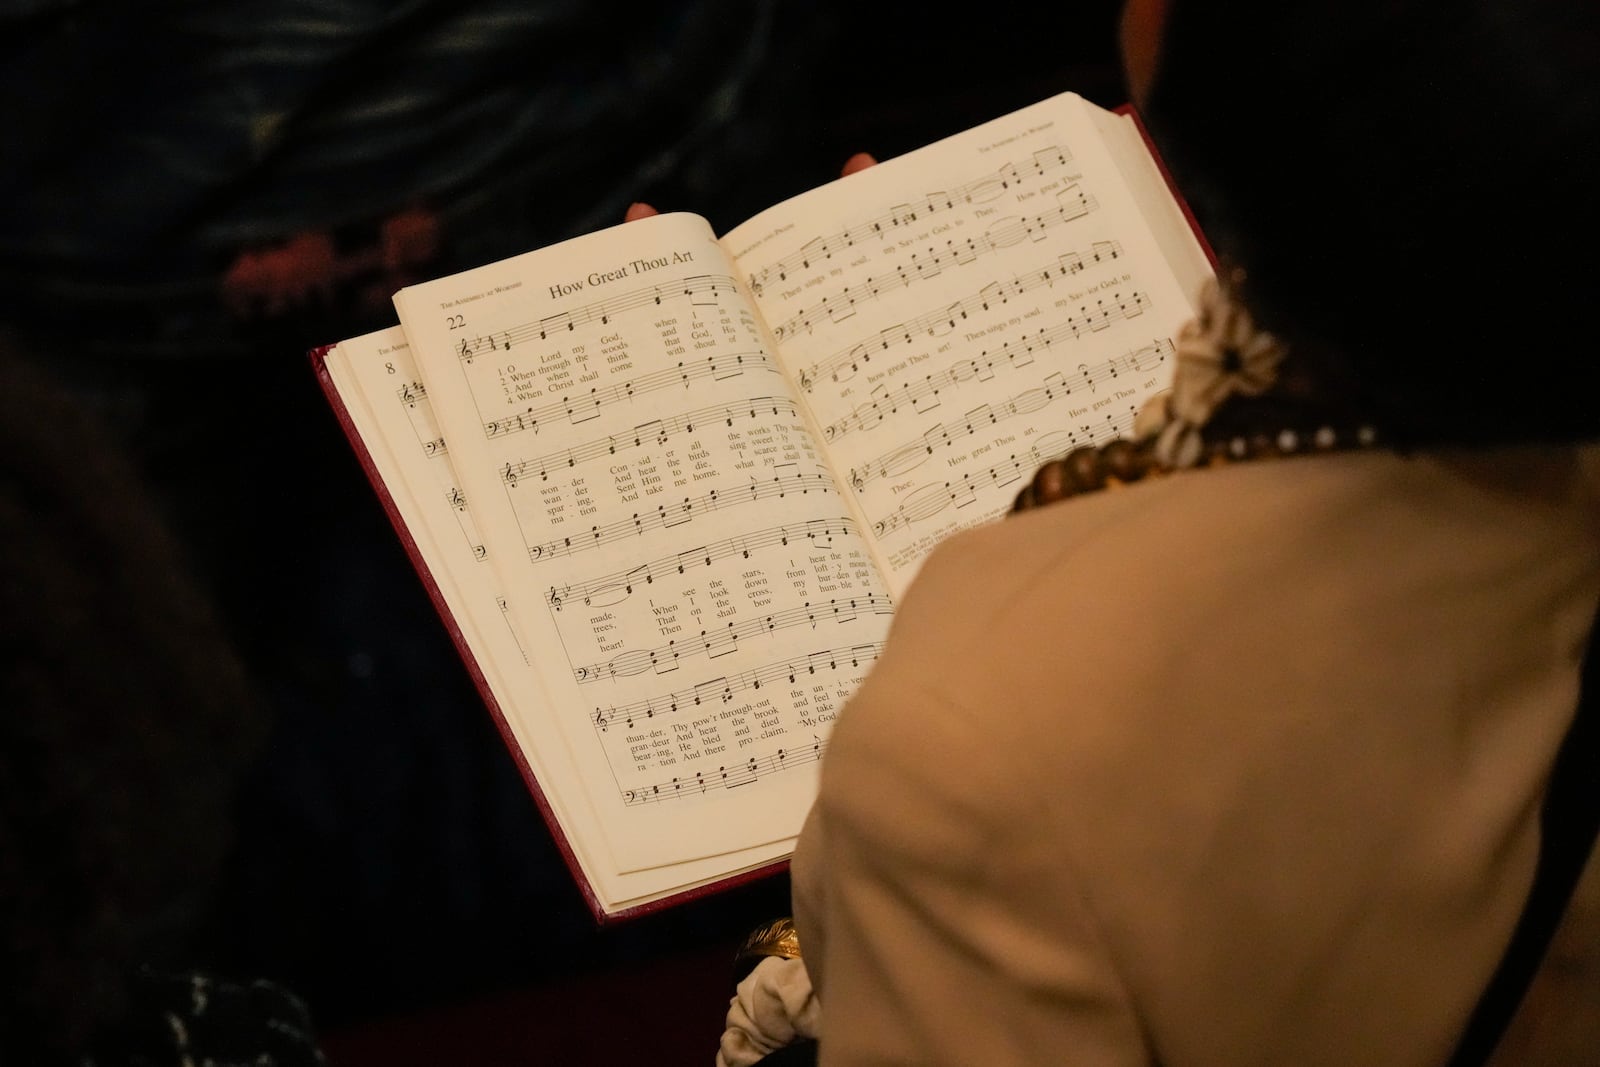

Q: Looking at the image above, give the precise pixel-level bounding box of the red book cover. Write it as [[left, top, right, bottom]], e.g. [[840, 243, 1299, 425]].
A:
[[1115, 102, 1219, 268]]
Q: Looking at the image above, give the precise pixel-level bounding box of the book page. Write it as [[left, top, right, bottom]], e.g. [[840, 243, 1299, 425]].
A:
[[322, 326, 795, 913], [725, 93, 1210, 597], [393, 214, 893, 873]]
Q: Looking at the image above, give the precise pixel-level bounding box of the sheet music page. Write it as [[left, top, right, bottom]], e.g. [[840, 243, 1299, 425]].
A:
[[725, 93, 1209, 597], [394, 214, 893, 872], [323, 326, 795, 909]]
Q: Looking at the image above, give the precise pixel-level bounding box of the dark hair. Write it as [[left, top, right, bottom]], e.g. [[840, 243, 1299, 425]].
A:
[[1141, 0, 1599, 446], [0, 339, 269, 1061]]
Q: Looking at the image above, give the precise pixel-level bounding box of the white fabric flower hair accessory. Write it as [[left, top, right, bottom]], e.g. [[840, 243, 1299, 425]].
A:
[[1134, 273, 1287, 468]]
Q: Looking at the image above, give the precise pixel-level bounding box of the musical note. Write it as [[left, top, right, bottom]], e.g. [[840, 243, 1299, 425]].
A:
[[562, 390, 603, 425], [795, 245, 1126, 391], [456, 275, 743, 360], [594, 643, 884, 731], [525, 473, 837, 563], [748, 147, 1075, 293], [845, 338, 1168, 492], [572, 595, 893, 682], [545, 518, 860, 610], [868, 412, 1142, 538], [482, 351, 773, 442], [853, 377, 1053, 488], [771, 196, 1102, 341], [620, 738, 830, 805]]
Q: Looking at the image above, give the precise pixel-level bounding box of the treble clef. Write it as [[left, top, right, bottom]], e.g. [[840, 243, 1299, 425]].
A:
[[548, 585, 562, 609], [798, 368, 813, 392], [849, 467, 865, 493]]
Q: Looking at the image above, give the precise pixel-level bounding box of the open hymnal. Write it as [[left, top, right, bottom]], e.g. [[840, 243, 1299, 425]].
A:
[[313, 91, 1213, 920]]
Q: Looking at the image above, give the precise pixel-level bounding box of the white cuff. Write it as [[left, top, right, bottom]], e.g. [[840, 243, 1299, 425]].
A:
[[715, 956, 821, 1067]]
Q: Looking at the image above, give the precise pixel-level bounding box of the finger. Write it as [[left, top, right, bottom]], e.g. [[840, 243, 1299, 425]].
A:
[[625, 202, 659, 223], [841, 153, 878, 177]]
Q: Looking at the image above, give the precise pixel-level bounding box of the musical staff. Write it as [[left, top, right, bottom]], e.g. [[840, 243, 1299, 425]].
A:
[[771, 197, 1105, 340], [496, 596, 530, 666], [794, 245, 1126, 393], [547, 517, 860, 610], [454, 275, 742, 359], [820, 315, 1147, 445], [748, 145, 1074, 295], [500, 396, 799, 484], [485, 351, 772, 442], [527, 473, 838, 565], [573, 595, 893, 683], [847, 338, 1169, 491], [439, 485, 490, 563], [869, 411, 1140, 538], [622, 737, 828, 806], [390, 378, 452, 458], [595, 643, 884, 730]]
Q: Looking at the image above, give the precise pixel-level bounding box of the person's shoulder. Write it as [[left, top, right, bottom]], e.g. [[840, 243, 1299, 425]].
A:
[[836, 450, 1543, 789], [889, 443, 1595, 658], [884, 452, 1371, 664], [858, 443, 1600, 761]]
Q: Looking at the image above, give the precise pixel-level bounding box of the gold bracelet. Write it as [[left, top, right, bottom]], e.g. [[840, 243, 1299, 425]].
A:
[[733, 916, 802, 980]]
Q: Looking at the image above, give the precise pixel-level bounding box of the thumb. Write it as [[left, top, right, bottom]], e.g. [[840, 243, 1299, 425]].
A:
[[841, 153, 878, 177]]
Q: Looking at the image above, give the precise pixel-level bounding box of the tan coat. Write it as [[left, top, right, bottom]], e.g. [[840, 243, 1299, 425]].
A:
[[792, 446, 1600, 1066]]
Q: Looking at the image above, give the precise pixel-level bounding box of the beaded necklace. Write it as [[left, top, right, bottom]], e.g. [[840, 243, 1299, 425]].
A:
[[1010, 273, 1385, 513], [1010, 419, 1384, 512]]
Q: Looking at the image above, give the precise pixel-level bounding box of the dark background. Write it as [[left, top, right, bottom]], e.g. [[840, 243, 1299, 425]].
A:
[[3, 0, 1128, 1058]]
